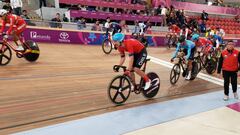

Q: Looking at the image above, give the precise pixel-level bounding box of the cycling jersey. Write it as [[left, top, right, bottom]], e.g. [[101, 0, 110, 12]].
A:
[[213, 34, 223, 48], [180, 28, 192, 38], [195, 37, 212, 47], [118, 39, 145, 55], [0, 13, 26, 36], [173, 40, 196, 60], [216, 29, 225, 37], [169, 24, 181, 34], [111, 22, 122, 35]]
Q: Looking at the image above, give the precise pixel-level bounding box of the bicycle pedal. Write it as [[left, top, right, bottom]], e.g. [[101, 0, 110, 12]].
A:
[[134, 90, 141, 94]]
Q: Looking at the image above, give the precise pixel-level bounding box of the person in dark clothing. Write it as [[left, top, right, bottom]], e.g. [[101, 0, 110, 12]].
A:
[[201, 10, 208, 21], [39, 0, 47, 8], [20, 10, 35, 26], [217, 41, 240, 101], [50, 13, 62, 28]]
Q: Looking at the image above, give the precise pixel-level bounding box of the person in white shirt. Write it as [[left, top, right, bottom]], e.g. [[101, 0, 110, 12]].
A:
[[10, 0, 22, 16], [161, 6, 167, 26], [104, 17, 111, 36], [138, 22, 146, 35]]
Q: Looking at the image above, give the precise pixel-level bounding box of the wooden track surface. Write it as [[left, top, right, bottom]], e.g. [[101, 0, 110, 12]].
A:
[[0, 44, 223, 134]]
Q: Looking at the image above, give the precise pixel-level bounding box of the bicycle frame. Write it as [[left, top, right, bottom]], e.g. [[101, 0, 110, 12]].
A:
[[114, 58, 150, 91], [1, 36, 29, 53]]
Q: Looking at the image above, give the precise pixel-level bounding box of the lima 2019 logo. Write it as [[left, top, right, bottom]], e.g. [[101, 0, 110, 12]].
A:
[[59, 32, 70, 42], [30, 31, 51, 40]]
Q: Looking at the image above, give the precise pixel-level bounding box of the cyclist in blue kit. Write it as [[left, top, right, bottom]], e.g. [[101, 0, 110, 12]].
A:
[[171, 35, 196, 80], [111, 22, 122, 36]]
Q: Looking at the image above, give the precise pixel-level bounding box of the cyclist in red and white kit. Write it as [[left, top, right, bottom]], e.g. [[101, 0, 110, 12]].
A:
[[112, 33, 151, 90], [191, 34, 213, 55], [169, 24, 181, 34], [0, 9, 27, 51]]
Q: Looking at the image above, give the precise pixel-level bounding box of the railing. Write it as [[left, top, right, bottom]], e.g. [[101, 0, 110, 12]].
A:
[[26, 19, 168, 35], [69, 10, 162, 23], [59, 0, 145, 11]]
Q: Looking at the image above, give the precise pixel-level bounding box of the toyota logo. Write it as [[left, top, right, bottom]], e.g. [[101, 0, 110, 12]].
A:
[[60, 32, 69, 40]]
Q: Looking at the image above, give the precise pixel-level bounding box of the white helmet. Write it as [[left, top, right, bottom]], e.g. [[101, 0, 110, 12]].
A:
[[0, 9, 8, 16]]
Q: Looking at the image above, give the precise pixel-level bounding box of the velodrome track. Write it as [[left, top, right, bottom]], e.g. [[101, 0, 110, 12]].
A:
[[0, 43, 238, 134]]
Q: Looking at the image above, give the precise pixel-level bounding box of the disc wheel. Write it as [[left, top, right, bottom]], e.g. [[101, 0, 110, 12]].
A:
[[205, 58, 217, 74], [142, 72, 160, 99], [0, 44, 12, 66], [170, 64, 181, 85], [24, 40, 40, 62], [102, 39, 113, 54], [108, 75, 131, 105]]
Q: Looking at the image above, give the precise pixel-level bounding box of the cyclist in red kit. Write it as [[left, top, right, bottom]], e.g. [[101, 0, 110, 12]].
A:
[[191, 34, 213, 54], [0, 9, 27, 51], [169, 24, 181, 35], [112, 33, 151, 90]]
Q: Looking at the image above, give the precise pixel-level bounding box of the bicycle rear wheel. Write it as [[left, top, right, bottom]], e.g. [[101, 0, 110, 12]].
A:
[[170, 64, 181, 84], [108, 75, 131, 105], [102, 39, 113, 54], [205, 58, 217, 74], [24, 40, 40, 62], [142, 72, 160, 99]]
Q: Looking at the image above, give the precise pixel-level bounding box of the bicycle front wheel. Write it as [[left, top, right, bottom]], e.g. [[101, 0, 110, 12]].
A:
[[170, 64, 181, 84], [0, 44, 12, 66], [102, 39, 113, 54], [108, 75, 131, 105]]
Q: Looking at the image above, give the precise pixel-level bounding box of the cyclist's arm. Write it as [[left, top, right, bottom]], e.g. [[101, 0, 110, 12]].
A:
[[119, 54, 126, 66], [118, 26, 122, 33], [0, 21, 6, 33], [186, 47, 192, 60], [216, 39, 220, 48], [6, 17, 14, 35], [185, 29, 188, 39], [128, 55, 134, 71], [172, 43, 180, 58]]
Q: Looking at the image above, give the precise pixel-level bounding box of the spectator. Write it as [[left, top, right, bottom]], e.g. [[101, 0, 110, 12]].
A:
[[62, 14, 69, 22], [2, 2, 13, 13], [50, 13, 62, 28], [201, 10, 208, 21], [39, 0, 47, 8], [10, 0, 22, 16], [156, 5, 161, 15], [161, 6, 167, 26], [104, 17, 111, 32], [20, 10, 35, 26], [132, 20, 140, 36], [77, 17, 86, 30], [217, 41, 239, 101], [91, 20, 101, 31]]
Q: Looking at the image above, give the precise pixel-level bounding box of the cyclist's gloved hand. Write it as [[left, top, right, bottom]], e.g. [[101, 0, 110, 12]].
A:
[[3, 34, 8, 39], [124, 70, 131, 76], [113, 65, 120, 72], [170, 58, 174, 62]]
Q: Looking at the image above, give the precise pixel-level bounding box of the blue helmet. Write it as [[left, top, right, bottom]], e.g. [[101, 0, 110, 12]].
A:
[[112, 33, 125, 42], [191, 34, 200, 41]]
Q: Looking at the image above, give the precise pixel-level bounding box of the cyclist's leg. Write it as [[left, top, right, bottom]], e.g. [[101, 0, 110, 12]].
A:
[[132, 48, 150, 89]]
